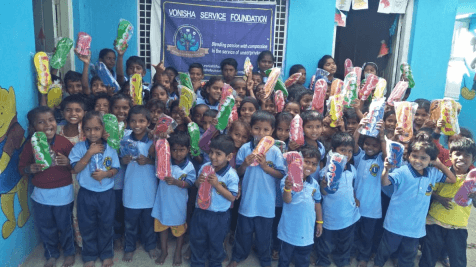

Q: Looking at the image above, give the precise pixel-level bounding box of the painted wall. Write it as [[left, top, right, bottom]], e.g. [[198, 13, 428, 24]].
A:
[[458, 0, 476, 15], [284, 0, 335, 85], [0, 0, 40, 266]]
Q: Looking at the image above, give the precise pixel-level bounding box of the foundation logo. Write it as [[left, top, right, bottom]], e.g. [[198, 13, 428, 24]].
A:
[[369, 163, 380, 177], [425, 184, 434, 196], [167, 25, 209, 58]]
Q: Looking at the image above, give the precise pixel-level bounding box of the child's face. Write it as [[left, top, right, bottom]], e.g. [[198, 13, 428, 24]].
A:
[[112, 99, 131, 122], [409, 149, 431, 173], [158, 74, 171, 91], [100, 51, 116, 71], [258, 55, 274, 72], [149, 107, 164, 126], [151, 87, 169, 103], [66, 80, 83, 95], [450, 150, 474, 175], [33, 112, 57, 141], [235, 96, 243, 110], [129, 113, 150, 138], [297, 69, 306, 85], [364, 65, 377, 77], [414, 108, 429, 127], [192, 106, 209, 128], [303, 157, 319, 177], [251, 120, 273, 141], [255, 84, 265, 101], [346, 118, 359, 135], [201, 115, 213, 131], [284, 103, 300, 117], [276, 121, 290, 141], [303, 120, 322, 142], [299, 95, 313, 111], [83, 117, 104, 144], [234, 80, 247, 98], [189, 67, 204, 83], [384, 114, 397, 132], [165, 69, 176, 84], [222, 65, 237, 83], [363, 137, 381, 157], [252, 74, 262, 88], [209, 147, 232, 170], [335, 145, 353, 162], [261, 98, 275, 114], [171, 144, 189, 164], [63, 103, 85, 125], [94, 99, 110, 115], [171, 106, 183, 125], [323, 58, 337, 75], [91, 80, 107, 95], [321, 120, 337, 141], [240, 102, 257, 123], [207, 81, 224, 102], [448, 134, 462, 147], [230, 125, 249, 148], [126, 63, 145, 77]]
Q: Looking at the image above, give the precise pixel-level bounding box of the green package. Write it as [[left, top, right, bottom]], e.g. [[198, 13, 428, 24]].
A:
[[50, 38, 74, 69], [31, 132, 53, 170], [400, 63, 415, 88], [177, 73, 193, 91], [103, 114, 120, 151], [264, 69, 288, 97], [188, 122, 201, 157], [215, 95, 235, 131], [115, 19, 134, 52]]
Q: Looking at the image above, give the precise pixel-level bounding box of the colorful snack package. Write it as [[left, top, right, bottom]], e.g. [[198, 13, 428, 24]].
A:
[[315, 68, 330, 83], [130, 74, 143, 105], [329, 94, 345, 128], [400, 62, 415, 88], [290, 114, 305, 146], [275, 90, 285, 113], [311, 79, 327, 114], [283, 151, 304, 192], [76, 32, 91, 56], [359, 98, 386, 137], [120, 139, 140, 159], [47, 83, 62, 109], [387, 81, 409, 106], [454, 169, 476, 207], [218, 83, 234, 110], [263, 68, 282, 99], [90, 153, 105, 175], [115, 19, 134, 52], [198, 165, 215, 210], [284, 72, 302, 88], [344, 58, 353, 77], [429, 99, 442, 123], [216, 95, 235, 131], [358, 74, 379, 100], [34, 52, 52, 94], [324, 151, 347, 194], [440, 98, 461, 136], [176, 73, 193, 91], [199, 124, 219, 153], [31, 132, 54, 170], [386, 137, 405, 168], [103, 114, 120, 151], [251, 136, 275, 167], [154, 115, 176, 138], [373, 78, 387, 99], [330, 79, 344, 96], [353, 67, 362, 89], [309, 75, 316, 90], [188, 122, 201, 157], [178, 85, 195, 117], [343, 71, 358, 108], [394, 101, 418, 143], [274, 140, 287, 154], [155, 139, 171, 180], [50, 37, 74, 69], [244, 57, 253, 81], [96, 62, 120, 93], [228, 104, 238, 126]]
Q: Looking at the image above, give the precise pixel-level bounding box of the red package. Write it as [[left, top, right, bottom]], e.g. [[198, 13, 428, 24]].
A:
[[155, 139, 171, 180], [154, 115, 174, 136], [359, 74, 379, 100], [275, 90, 285, 113], [251, 136, 275, 167], [218, 83, 234, 110], [387, 81, 409, 106], [228, 104, 238, 126], [344, 58, 353, 77], [290, 114, 305, 146], [285, 72, 302, 88], [353, 67, 362, 89], [309, 75, 316, 90], [198, 165, 215, 210], [76, 32, 91, 56], [283, 151, 301, 165], [311, 79, 327, 114], [283, 151, 304, 192]]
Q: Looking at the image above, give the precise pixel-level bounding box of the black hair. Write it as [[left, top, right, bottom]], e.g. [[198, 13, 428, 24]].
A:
[[289, 64, 305, 76], [189, 63, 204, 73], [168, 131, 190, 148], [287, 85, 308, 101], [90, 75, 103, 87], [27, 106, 54, 127], [229, 119, 251, 138], [230, 77, 246, 88], [239, 97, 260, 114], [94, 93, 111, 106], [384, 108, 396, 121], [275, 112, 294, 126], [110, 93, 133, 108], [191, 104, 210, 117], [127, 105, 151, 123], [146, 99, 167, 113], [125, 56, 146, 73], [409, 132, 439, 160], [317, 55, 334, 69], [150, 84, 167, 95], [301, 110, 324, 126], [220, 58, 238, 71], [250, 110, 276, 128], [300, 145, 321, 161], [459, 127, 474, 140], [82, 110, 104, 128], [51, 74, 62, 84], [417, 127, 434, 141], [295, 90, 313, 103], [64, 70, 82, 85], [120, 80, 130, 95], [331, 132, 354, 150], [99, 48, 115, 60], [169, 99, 180, 113], [210, 134, 235, 155], [343, 108, 359, 130], [284, 101, 301, 110], [203, 109, 218, 118], [60, 94, 87, 111], [257, 50, 275, 65], [450, 137, 476, 162], [362, 62, 379, 77], [201, 76, 224, 100], [165, 66, 179, 77], [414, 98, 431, 113]]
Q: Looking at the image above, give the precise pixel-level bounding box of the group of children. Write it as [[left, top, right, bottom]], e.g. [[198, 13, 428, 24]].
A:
[[23, 38, 476, 267]]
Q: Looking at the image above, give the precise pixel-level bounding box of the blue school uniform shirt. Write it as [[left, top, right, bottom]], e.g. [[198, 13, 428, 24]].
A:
[[319, 163, 360, 230], [195, 97, 219, 110], [353, 148, 384, 219], [152, 158, 196, 226], [236, 141, 286, 218], [113, 129, 132, 190], [304, 140, 326, 161], [69, 140, 120, 192], [278, 176, 321, 247], [196, 163, 239, 212], [384, 164, 446, 238], [381, 160, 409, 197]]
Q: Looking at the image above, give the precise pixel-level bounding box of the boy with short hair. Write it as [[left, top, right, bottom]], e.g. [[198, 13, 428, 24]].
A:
[[190, 134, 239, 267], [220, 58, 238, 84], [189, 63, 205, 91], [64, 70, 84, 96], [228, 110, 286, 267]]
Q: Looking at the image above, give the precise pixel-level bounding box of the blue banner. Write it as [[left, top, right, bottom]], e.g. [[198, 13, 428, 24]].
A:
[[161, 0, 275, 77]]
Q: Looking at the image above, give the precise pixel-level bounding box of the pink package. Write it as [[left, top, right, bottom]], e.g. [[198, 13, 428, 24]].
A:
[[228, 104, 238, 126], [353, 67, 362, 89], [218, 83, 234, 110], [359, 74, 379, 100], [283, 151, 303, 192], [198, 165, 215, 210], [198, 124, 218, 153], [290, 114, 305, 146], [311, 79, 327, 114], [76, 32, 91, 56], [275, 90, 285, 113], [155, 139, 171, 180], [344, 58, 353, 77], [387, 81, 409, 106]]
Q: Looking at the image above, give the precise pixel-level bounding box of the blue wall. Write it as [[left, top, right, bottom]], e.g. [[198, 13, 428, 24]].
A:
[[0, 0, 40, 266], [284, 0, 335, 85]]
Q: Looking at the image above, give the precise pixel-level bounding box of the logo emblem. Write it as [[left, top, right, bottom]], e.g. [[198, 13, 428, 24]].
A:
[[167, 25, 209, 58], [103, 156, 113, 170], [425, 184, 433, 196], [178, 174, 187, 181], [369, 163, 380, 177]]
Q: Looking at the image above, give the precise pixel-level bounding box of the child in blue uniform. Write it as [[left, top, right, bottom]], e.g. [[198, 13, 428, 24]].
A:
[[190, 134, 239, 267], [278, 146, 323, 267], [229, 111, 286, 267], [69, 111, 120, 267], [374, 133, 456, 267]]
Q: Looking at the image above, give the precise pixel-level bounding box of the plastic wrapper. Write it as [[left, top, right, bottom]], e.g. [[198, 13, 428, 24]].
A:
[[311, 79, 327, 114], [199, 124, 218, 152], [154, 114, 176, 136], [330, 79, 344, 96], [274, 140, 287, 154], [387, 81, 409, 106], [76, 32, 91, 56], [400, 62, 415, 88], [177, 73, 193, 91], [344, 58, 353, 77], [353, 67, 362, 89], [329, 94, 345, 128], [90, 153, 105, 174], [218, 83, 234, 110], [309, 75, 316, 90], [342, 71, 358, 108], [244, 57, 253, 81], [198, 165, 215, 210], [251, 136, 275, 167], [130, 74, 143, 105], [103, 114, 120, 151], [454, 169, 476, 207], [358, 74, 378, 100], [115, 19, 134, 52], [429, 100, 442, 123], [47, 83, 62, 108], [315, 68, 330, 83], [95, 62, 120, 93], [228, 104, 238, 126], [440, 98, 461, 136], [50, 37, 73, 69], [359, 98, 385, 137], [275, 90, 285, 113], [263, 68, 281, 99], [283, 151, 304, 192], [188, 122, 201, 157], [155, 139, 171, 180], [324, 151, 347, 194], [373, 78, 387, 99], [216, 95, 235, 131], [31, 132, 54, 170], [178, 85, 195, 117], [290, 114, 305, 146], [284, 72, 302, 88], [386, 137, 404, 168], [120, 139, 140, 159], [395, 101, 418, 143], [34, 52, 52, 94]]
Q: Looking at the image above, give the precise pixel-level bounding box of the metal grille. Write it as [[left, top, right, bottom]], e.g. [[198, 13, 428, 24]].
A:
[[138, 0, 288, 69]]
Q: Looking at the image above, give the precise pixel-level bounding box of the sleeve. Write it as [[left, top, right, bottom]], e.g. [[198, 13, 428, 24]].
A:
[[18, 141, 33, 176], [313, 180, 322, 203], [431, 167, 446, 183], [270, 147, 286, 175], [235, 145, 247, 167], [185, 164, 197, 186], [69, 143, 85, 169], [388, 166, 403, 186], [353, 147, 364, 168], [227, 172, 239, 196]]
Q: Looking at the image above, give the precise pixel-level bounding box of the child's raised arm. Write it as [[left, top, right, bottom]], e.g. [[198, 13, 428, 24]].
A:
[[377, 120, 387, 159], [353, 115, 367, 154], [75, 48, 91, 95], [381, 157, 392, 186], [115, 42, 127, 85], [351, 99, 364, 120], [433, 158, 456, 184], [282, 176, 293, 204]]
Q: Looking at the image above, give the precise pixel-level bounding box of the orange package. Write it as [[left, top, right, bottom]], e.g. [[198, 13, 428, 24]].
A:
[[251, 136, 275, 167], [330, 79, 344, 96], [394, 101, 418, 143]]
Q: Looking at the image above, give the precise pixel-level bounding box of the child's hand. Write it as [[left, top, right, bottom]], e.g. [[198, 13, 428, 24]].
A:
[[102, 131, 110, 141], [121, 155, 133, 165], [436, 119, 444, 129], [284, 176, 292, 191], [376, 120, 385, 137], [164, 176, 177, 186], [211, 118, 218, 126], [208, 173, 219, 187], [244, 154, 256, 166], [136, 155, 150, 165], [113, 40, 127, 56], [435, 195, 453, 210], [152, 61, 166, 75], [393, 127, 404, 140], [351, 99, 361, 110], [87, 143, 104, 156], [256, 153, 267, 168], [55, 153, 69, 167], [195, 173, 207, 187], [430, 157, 443, 168], [246, 78, 254, 92], [288, 140, 301, 151], [28, 163, 44, 174], [92, 169, 108, 182], [383, 157, 393, 170], [358, 113, 369, 126], [422, 120, 436, 129], [315, 224, 323, 238], [75, 48, 91, 64], [320, 178, 328, 189]]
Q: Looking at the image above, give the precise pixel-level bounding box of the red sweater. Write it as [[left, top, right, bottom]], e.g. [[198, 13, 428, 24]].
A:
[[18, 135, 74, 189]]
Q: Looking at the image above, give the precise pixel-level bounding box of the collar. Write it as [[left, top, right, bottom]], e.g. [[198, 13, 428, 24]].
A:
[[215, 163, 231, 176], [304, 175, 312, 184], [49, 135, 56, 146], [249, 140, 256, 150], [363, 152, 379, 160], [205, 97, 218, 107], [85, 139, 107, 150], [345, 162, 352, 171], [131, 132, 149, 143], [172, 157, 189, 170], [409, 164, 428, 178]]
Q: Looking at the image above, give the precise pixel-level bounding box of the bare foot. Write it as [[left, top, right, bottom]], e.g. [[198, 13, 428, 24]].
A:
[[173, 251, 182, 266], [122, 252, 134, 262], [149, 249, 158, 259], [227, 261, 238, 267], [183, 246, 191, 260], [358, 261, 368, 267], [83, 261, 95, 267], [113, 238, 123, 251], [62, 255, 75, 267], [102, 258, 114, 267], [44, 258, 56, 267], [155, 250, 168, 265]]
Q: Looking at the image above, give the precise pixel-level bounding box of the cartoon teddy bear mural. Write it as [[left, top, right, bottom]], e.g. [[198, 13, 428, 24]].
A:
[[0, 86, 29, 239]]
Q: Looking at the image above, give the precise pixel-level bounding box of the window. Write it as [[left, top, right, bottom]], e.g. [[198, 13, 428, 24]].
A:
[[138, 0, 288, 69]]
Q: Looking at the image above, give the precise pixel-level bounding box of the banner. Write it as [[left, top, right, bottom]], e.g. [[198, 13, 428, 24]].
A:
[[159, 0, 275, 77]]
